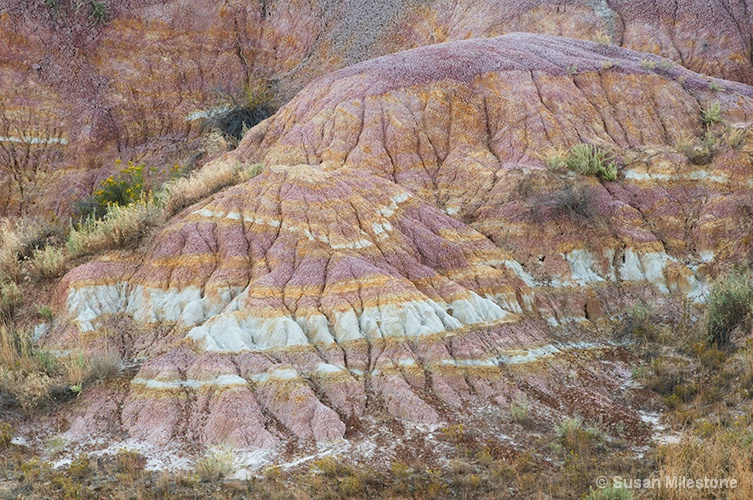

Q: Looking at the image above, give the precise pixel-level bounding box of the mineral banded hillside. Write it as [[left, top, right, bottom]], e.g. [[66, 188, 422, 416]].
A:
[[2, 0, 753, 215], [3, 1, 753, 499], [53, 33, 753, 448]]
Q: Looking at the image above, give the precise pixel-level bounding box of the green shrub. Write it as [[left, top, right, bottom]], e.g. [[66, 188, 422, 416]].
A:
[[88, 0, 108, 24], [706, 271, 753, 346], [36, 304, 53, 321], [78, 161, 149, 221], [564, 144, 617, 181], [701, 102, 723, 127], [554, 417, 605, 455]]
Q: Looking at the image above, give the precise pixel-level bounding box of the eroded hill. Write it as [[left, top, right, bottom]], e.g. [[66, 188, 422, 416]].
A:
[[47, 34, 753, 459]]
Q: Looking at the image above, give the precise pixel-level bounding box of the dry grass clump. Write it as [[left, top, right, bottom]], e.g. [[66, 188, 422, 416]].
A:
[[593, 32, 612, 45], [724, 126, 748, 150], [0, 218, 23, 282], [706, 270, 753, 346], [0, 216, 65, 282], [67, 199, 163, 258], [193, 448, 237, 482], [67, 160, 261, 259], [29, 244, 67, 280], [0, 419, 11, 449], [657, 429, 753, 499], [162, 160, 262, 217], [676, 132, 718, 165], [0, 321, 121, 414], [0, 159, 263, 297], [0, 280, 23, 321]]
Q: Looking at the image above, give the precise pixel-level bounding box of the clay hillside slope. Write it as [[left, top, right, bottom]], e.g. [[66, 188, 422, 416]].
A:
[[2, 0, 753, 215], [238, 33, 753, 300], [49, 34, 753, 451]]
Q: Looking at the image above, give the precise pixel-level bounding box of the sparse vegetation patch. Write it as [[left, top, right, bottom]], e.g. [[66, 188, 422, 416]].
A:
[[701, 101, 723, 127], [206, 80, 275, 144], [566, 144, 618, 181], [706, 270, 753, 346]]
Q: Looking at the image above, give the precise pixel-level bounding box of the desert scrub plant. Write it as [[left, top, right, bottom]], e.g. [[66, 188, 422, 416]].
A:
[[0, 419, 11, 448], [509, 396, 529, 424], [36, 304, 53, 321], [706, 271, 753, 346], [593, 32, 612, 45], [657, 60, 675, 71], [618, 304, 658, 343], [534, 183, 596, 221], [207, 80, 275, 143], [68, 161, 263, 258], [564, 144, 617, 181], [639, 59, 657, 70], [29, 245, 67, 280], [708, 80, 724, 92], [0, 280, 23, 321], [67, 199, 162, 257], [676, 133, 717, 165], [44, 435, 68, 457], [701, 102, 723, 127], [194, 448, 236, 482], [77, 160, 150, 220], [88, 0, 108, 24], [583, 485, 633, 500], [162, 160, 262, 217], [554, 417, 605, 456]]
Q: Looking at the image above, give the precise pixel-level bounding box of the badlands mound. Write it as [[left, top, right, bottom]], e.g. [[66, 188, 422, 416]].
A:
[[49, 34, 753, 453]]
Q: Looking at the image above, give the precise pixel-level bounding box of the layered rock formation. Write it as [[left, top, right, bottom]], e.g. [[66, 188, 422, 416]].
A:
[[238, 33, 753, 302], [2, 0, 753, 215], [50, 34, 753, 449]]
